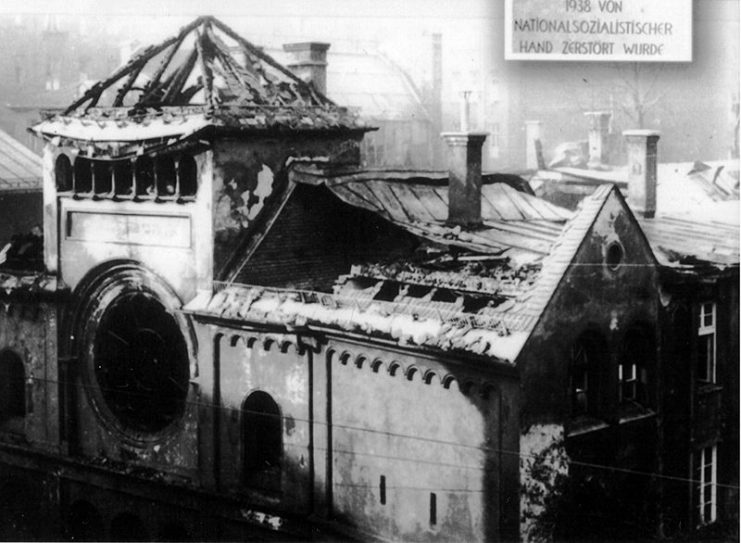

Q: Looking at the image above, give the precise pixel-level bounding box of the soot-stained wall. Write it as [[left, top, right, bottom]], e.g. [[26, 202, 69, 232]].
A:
[[212, 135, 363, 280], [517, 190, 661, 540], [192, 319, 520, 542], [0, 300, 59, 450]]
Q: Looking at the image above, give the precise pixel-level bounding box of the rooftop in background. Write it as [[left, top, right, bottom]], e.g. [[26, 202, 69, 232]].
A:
[[531, 159, 740, 226], [530, 159, 740, 271], [0, 127, 42, 192], [267, 47, 429, 123]]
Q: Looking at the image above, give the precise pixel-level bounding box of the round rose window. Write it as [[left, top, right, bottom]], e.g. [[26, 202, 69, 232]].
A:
[[93, 291, 189, 433]]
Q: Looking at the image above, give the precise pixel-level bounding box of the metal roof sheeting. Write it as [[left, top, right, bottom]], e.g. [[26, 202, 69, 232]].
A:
[[638, 215, 740, 268], [0, 129, 42, 191], [290, 167, 572, 258]]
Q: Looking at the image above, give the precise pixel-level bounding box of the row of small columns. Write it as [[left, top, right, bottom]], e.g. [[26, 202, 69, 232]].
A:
[[54, 153, 199, 201]]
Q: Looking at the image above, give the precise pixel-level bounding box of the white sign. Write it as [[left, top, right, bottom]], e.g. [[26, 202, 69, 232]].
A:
[[505, 0, 692, 62]]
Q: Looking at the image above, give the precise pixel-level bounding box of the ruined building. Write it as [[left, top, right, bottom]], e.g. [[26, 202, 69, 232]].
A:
[[0, 16, 736, 541]]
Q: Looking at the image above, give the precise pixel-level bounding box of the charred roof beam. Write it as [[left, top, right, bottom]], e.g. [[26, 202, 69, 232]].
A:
[[64, 16, 207, 115], [207, 16, 331, 106]]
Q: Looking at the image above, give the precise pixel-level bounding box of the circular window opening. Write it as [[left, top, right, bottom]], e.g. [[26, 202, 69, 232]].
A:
[[605, 241, 624, 270], [93, 292, 189, 433]]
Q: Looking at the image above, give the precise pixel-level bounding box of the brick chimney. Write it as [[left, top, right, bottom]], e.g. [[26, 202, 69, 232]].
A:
[[624, 129, 660, 218], [283, 42, 330, 96], [442, 94, 488, 227], [585, 111, 611, 168]]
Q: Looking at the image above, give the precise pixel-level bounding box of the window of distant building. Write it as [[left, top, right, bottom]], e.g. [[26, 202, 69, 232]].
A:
[[242, 391, 282, 491], [697, 302, 716, 383], [695, 444, 717, 526]]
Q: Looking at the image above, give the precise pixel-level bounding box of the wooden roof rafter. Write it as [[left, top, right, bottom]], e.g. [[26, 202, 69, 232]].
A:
[[160, 46, 199, 105], [64, 16, 207, 115], [133, 30, 189, 107], [194, 24, 215, 111], [207, 16, 332, 106], [204, 25, 267, 105]]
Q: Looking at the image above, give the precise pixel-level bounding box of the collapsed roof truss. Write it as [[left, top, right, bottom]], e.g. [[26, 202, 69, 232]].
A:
[[64, 16, 333, 116]]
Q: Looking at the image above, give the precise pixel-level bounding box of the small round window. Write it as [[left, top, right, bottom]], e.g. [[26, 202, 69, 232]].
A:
[[93, 292, 189, 433], [605, 241, 624, 270]]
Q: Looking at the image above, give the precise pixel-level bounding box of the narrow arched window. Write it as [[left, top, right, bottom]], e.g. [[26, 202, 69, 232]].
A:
[[569, 331, 607, 419], [620, 327, 652, 408], [113, 160, 134, 198], [134, 156, 154, 198], [0, 351, 25, 419], [242, 391, 282, 472], [55, 154, 73, 192], [155, 155, 177, 198], [93, 161, 113, 196], [74, 158, 93, 194], [178, 155, 198, 198]]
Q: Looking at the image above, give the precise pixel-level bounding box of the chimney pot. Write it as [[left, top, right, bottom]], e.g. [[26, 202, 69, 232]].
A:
[[441, 132, 488, 227], [585, 111, 612, 168], [283, 42, 330, 96], [623, 129, 660, 218], [524, 120, 543, 170]]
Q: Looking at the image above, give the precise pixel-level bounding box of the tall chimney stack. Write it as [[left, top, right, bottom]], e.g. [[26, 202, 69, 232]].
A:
[[283, 42, 330, 96], [624, 129, 660, 218], [585, 111, 611, 168], [442, 93, 488, 227]]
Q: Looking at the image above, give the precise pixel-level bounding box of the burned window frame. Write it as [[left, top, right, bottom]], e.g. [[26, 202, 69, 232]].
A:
[[618, 326, 653, 409]]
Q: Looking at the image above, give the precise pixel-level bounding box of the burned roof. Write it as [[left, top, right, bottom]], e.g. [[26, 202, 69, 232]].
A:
[[32, 16, 364, 144], [188, 181, 617, 364], [0, 128, 42, 192]]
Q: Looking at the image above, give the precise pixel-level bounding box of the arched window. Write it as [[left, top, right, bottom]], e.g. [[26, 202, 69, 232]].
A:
[[0, 351, 25, 419], [569, 331, 608, 419], [93, 161, 113, 196], [93, 292, 190, 433], [178, 155, 198, 198], [113, 160, 134, 198], [74, 158, 93, 194], [242, 391, 282, 473], [620, 327, 652, 408], [155, 155, 177, 198], [55, 154, 73, 192], [134, 156, 154, 198]]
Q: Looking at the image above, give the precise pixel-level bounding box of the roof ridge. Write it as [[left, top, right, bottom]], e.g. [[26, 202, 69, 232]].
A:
[[515, 183, 614, 328]]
